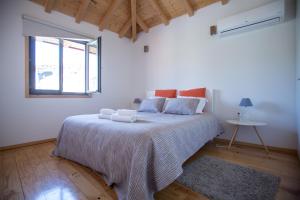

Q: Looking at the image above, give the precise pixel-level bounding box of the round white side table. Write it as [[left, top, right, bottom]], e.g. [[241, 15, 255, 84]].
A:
[[226, 120, 269, 154]]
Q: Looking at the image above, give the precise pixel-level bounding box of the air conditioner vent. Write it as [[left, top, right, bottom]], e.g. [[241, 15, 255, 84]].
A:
[[217, 0, 295, 37]]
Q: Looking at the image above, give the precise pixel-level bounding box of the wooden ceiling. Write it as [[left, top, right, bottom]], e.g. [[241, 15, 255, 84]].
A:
[[31, 0, 229, 41]]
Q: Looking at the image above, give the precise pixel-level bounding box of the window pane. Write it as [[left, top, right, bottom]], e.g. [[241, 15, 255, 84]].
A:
[[88, 45, 98, 92], [63, 40, 85, 93], [35, 37, 59, 90]]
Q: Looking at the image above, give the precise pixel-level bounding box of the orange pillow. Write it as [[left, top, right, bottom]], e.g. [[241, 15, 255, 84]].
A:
[[155, 89, 177, 98], [179, 88, 206, 98]]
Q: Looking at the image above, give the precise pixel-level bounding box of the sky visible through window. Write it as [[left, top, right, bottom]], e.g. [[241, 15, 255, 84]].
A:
[[35, 37, 59, 90], [89, 45, 98, 92], [63, 40, 85, 93], [34, 36, 98, 93]]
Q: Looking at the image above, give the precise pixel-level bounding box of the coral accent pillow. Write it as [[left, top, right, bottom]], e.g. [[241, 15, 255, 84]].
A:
[[179, 88, 206, 98], [155, 89, 177, 98]]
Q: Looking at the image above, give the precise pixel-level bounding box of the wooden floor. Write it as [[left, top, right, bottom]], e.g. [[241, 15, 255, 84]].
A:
[[1, 141, 300, 200]]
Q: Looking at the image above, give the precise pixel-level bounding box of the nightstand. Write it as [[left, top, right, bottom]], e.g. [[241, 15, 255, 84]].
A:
[[226, 120, 269, 154]]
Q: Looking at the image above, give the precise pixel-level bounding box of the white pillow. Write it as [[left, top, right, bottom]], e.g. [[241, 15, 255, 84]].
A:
[[177, 96, 208, 113]]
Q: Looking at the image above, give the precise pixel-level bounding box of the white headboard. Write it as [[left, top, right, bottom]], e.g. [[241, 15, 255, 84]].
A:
[[146, 90, 155, 98], [211, 89, 217, 114]]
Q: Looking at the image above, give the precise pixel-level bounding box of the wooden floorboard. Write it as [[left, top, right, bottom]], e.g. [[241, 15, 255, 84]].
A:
[[0, 141, 299, 200], [0, 149, 24, 200]]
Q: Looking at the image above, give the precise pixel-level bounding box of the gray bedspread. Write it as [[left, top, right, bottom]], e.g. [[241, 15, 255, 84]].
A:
[[53, 112, 222, 200]]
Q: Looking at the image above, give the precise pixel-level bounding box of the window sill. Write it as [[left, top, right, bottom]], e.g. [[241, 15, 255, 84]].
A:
[[25, 94, 92, 98]]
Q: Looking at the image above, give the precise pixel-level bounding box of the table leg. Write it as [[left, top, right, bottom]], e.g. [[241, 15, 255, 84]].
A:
[[253, 126, 269, 154], [228, 125, 239, 150]]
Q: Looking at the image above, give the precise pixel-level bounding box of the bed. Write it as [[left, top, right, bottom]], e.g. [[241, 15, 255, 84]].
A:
[[53, 112, 223, 200]]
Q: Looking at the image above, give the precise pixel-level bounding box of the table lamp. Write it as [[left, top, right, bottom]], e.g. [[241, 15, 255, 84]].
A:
[[239, 98, 253, 121]]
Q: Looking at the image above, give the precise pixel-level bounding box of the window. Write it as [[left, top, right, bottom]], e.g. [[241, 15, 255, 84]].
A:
[[28, 36, 101, 96]]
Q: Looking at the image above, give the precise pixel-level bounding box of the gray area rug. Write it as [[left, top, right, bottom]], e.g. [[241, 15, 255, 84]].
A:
[[177, 155, 280, 200]]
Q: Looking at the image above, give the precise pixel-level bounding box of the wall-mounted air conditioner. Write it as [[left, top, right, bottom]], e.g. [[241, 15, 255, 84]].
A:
[[217, 0, 296, 36]]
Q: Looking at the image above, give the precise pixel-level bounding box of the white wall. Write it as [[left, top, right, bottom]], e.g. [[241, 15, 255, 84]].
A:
[[0, 0, 135, 147], [133, 0, 297, 149], [0, 0, 297, 150]]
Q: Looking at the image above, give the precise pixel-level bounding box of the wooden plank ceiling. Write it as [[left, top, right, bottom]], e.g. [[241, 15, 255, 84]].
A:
[[31, 0, 229, 41]]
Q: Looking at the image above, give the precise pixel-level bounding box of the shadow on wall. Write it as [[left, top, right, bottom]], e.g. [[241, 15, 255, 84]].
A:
[[210, 89, 240, 119], [212, 90, 282, 120], [204, 89, 238, 115], [255, 102, 282, 114], [212, 90, 297, 146]]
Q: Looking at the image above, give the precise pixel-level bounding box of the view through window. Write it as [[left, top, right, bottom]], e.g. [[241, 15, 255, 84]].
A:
[[29, 36, 101, 95], [35, 37, 60, 90], [88, 40, 98, 92], [63, 40, 86, 93]]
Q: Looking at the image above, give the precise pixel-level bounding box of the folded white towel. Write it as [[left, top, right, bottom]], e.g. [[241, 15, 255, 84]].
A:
[[111, 114, 137, 123], [100, 108, 116, 115], [117, 109, 137, 116], [98, 114, 112, 120]]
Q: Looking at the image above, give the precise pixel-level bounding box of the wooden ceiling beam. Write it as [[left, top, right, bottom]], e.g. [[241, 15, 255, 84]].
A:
[[182, 0, 194, 16], [75, 0, 91, 23], [119, 18, 131, 38], [137, 15, 149, 33], [44, 0, 56, 13], [131, 0, 137, 42], [148, 0, 169, 25], [99, 0, 123, 31], [34, 0, 223, 41], [221, 0, 229, 5]]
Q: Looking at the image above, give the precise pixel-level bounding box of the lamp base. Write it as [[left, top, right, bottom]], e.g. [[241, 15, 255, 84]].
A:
[[239, 107, 250, 121]]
